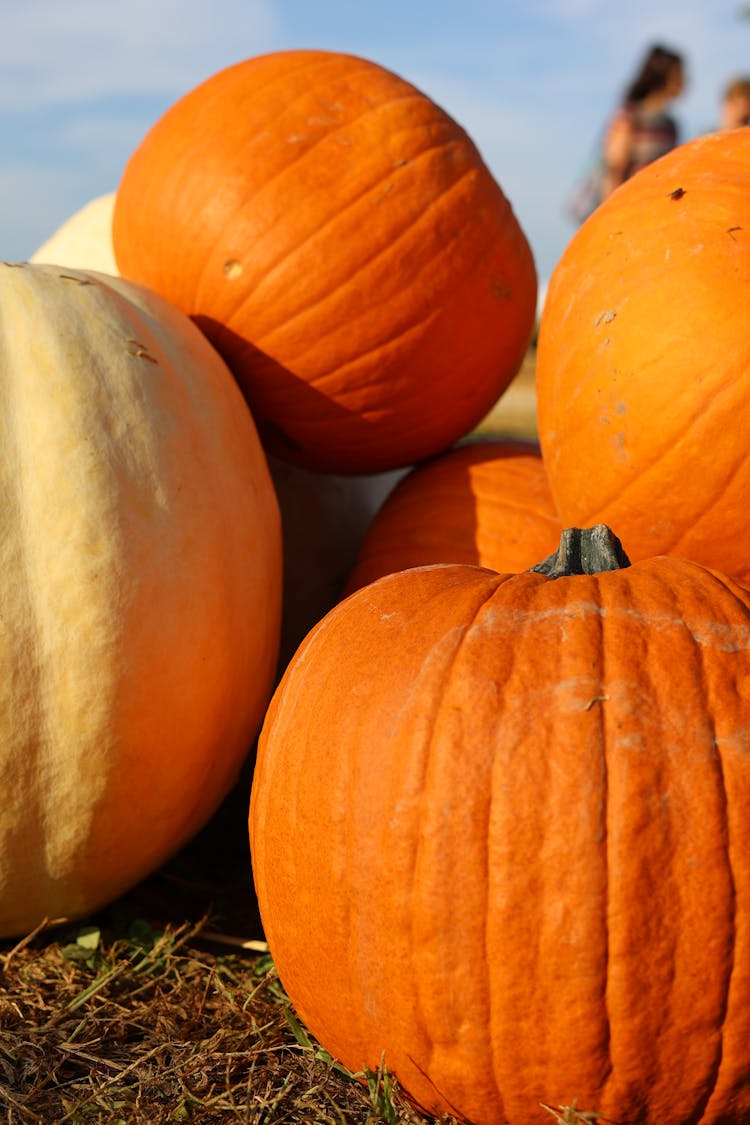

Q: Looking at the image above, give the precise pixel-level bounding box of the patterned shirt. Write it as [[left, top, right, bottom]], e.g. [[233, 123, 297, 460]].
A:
[[618, 104, 679, 178]]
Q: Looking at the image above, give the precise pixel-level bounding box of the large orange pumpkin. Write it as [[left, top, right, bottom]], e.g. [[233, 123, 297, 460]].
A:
[[0, 262, 281, 938], [112, 49, 537, 474], [251, 525, 750, 1125], [344, 438, 561, 595], [536, 128, 750, 579]]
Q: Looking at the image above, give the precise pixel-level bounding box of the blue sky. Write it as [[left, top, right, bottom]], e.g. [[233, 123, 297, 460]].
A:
[[3, 0, 750, 284]]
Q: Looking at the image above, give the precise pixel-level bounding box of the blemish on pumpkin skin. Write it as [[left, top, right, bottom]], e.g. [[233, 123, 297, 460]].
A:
[[594, 310, 616, 327], [125, 340, 159, 364], [607, 429, 628, 463], [223, 259, 243, 280], [126, 347, 159, 364], [492, 279, 512, 300]]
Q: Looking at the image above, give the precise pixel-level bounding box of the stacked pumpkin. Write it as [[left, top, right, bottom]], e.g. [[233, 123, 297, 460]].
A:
[[14, 43, 750, 1125], [250, 126, 750, 1125], [6, 51, 537, 941], [535, 129, 750, 580], [111, 49, 538, 474]]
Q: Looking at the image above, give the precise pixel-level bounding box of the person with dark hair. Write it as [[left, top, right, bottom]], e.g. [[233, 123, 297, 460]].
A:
[[600, 44, 685, 200], [567, 43, 685, 224]]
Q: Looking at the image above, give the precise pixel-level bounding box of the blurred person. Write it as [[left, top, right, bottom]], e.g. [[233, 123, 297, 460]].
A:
[[567, 43, 685, 223], [600, 44, 685, 199], [718, 76, 750, 129]]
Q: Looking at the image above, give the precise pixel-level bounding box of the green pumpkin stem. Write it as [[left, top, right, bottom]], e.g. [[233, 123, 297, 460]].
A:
[[529, 524, 631, 578]]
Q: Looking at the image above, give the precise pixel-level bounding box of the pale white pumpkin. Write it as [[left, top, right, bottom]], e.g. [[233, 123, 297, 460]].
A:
[[30, 193, 118, 275], [0, 262, 282, 937], [25, 192, 405, 678], [268, 456, 405, 673]]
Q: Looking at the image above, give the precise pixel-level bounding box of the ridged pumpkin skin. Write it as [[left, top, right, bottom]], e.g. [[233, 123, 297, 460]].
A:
[[251, 539, 750, 1125], [536, 129, 750, 578], [30, 192, 117, 275], [0, 262, 281, 938], [344, 439, 562, 595], [112, 49, 537, 474]]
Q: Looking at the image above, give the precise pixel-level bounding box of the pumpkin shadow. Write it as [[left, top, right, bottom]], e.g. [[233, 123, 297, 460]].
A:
[[192, 315, 363, 472], [268, 452, 408, 675], [104, 750, 264, 941]]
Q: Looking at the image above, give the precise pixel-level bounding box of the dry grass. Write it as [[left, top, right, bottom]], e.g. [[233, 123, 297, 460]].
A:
[[0, 780, 460, 1125], [0, 916, 447, 1123]]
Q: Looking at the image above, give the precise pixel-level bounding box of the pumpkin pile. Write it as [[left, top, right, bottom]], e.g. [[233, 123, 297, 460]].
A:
[[6, 51, 535, 937], [12, 47, 750, 1125], [250, 126, 750, 1125]]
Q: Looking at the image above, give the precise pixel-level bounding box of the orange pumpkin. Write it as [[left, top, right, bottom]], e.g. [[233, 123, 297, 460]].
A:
[[251, 525, 750, 1125], [536, 129, 750, 578], [344, 438, 561, 595], [112, 49, 537, 474]]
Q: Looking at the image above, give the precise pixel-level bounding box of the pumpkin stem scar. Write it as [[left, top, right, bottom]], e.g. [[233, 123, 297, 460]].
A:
[[584, 694, 610, 711], [528, 524, 632, 579]]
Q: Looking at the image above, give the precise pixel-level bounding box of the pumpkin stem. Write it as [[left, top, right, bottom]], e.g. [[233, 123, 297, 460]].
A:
[[529, 525, 631, 578]]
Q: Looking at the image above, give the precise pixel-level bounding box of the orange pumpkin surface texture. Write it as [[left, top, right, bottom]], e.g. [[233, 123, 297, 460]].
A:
[[251, 526, 750, 1125], [344, 438, 562, 594], [536, 128, 750, 579], [112, 49, 537, 474]]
